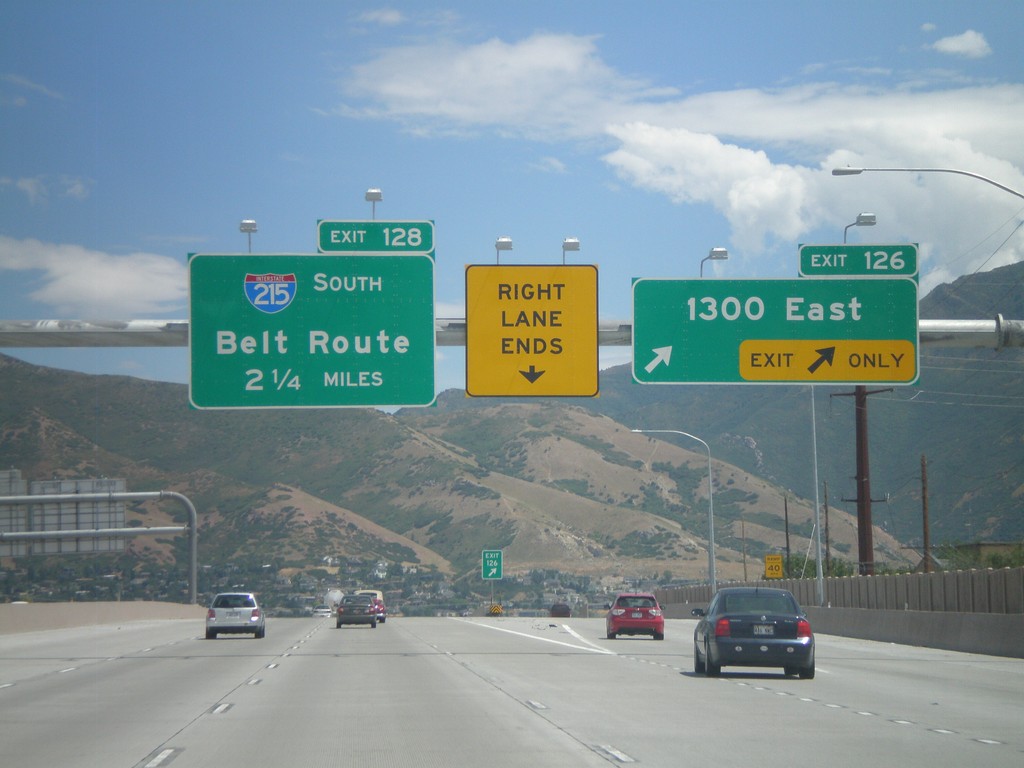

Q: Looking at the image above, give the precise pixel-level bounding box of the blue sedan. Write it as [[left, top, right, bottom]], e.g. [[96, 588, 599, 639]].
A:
[[692, 587, 814, 678]]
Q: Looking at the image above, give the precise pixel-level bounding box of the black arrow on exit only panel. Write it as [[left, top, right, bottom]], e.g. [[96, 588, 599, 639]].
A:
[[807, 346, 836, 374]]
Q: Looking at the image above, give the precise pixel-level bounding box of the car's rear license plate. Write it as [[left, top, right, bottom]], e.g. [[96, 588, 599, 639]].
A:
[[631, 611, 643, 618], [753, 624, 774, 636]]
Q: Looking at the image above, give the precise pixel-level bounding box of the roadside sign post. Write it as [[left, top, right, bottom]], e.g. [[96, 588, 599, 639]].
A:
[[189, 253, 435, 408], [465, 264, 599, 397], [482, 549, 503, 612], [632, 277, 918, 385], [764, 554, 784, 579]]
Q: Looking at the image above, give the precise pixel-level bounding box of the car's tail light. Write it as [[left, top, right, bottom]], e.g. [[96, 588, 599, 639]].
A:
[[207, 608, 216, 620], [649, 608, 662, 617], [250, 608, 261, 622], [611, 608, 626, 616], [714, 618, 731, 637], [797, 619, 812, 638]]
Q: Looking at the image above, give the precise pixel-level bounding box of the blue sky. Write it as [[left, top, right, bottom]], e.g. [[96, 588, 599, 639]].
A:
[[2, 1, 1023, 394]]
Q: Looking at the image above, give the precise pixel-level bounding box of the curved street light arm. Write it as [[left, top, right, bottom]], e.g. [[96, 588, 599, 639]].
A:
[[832, 167, 1024, 202]]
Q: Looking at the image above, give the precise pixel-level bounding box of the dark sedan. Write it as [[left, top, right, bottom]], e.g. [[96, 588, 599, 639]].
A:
[[692, 587, 814, 678], [335, 593, 378, 628]]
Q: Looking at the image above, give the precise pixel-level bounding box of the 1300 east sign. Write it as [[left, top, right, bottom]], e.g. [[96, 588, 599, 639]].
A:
[[631, 277, 918, 385]]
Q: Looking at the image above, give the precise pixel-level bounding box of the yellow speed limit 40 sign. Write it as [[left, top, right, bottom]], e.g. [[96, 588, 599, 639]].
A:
[[764, 554, 784, 579]]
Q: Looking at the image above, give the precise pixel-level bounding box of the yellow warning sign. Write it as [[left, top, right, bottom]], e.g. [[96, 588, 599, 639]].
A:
[[739, 339, 916, 382], [465, 264, 599, 396]]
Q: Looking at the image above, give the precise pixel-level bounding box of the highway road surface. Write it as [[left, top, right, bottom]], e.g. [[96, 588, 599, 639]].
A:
[[1, 615, 1021, 767]]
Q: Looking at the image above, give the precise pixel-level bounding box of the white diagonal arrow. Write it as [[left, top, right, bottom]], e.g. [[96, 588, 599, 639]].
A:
[[644, 346, 673, 373]]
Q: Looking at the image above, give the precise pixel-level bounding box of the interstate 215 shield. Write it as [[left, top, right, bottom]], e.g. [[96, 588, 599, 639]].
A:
[[244, 272, 296, 314]]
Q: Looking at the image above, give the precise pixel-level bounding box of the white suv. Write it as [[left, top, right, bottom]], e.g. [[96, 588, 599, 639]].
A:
[[206, 592, 266, 639]]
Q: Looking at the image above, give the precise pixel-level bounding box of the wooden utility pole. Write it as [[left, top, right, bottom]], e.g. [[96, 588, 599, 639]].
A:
[[833, 385, 892, 575], [823, 481, 832, 576], [783, 495, 791, 578], [921, 454, 932, 573]]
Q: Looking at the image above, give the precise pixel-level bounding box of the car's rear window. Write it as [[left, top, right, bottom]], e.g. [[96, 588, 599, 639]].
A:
[[617, 596, 656, 608], [214, 595, 255, 609], [722, 594, 797, 614]]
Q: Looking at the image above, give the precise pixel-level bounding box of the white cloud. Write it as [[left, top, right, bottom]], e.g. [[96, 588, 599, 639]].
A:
[[357, 9, 405, 26], [604, 123, 810, 252], [531, 156, 567, 174], [60, 176, 91, 200], [337, 32, 1024, 285], [0, 237, 186, 316], [15, 176, 48, 205], [340, 33, 670, 140], [2, 175, 91, 205], [1, 73, 64, 101], [931, 30, 992, 59]]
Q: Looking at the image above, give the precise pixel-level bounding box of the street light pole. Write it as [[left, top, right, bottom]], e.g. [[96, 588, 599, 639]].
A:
[[832, 166, 1024, 202], [632, 428, 716, 593], [562, 237, 580, 264], [833, 165, 1024, 571], [239, 219, 257, 253], [843, 212, 876, 243], [700, 247, 728, 277], [365, 188, 383, 220], [495, 236, 513, 264]]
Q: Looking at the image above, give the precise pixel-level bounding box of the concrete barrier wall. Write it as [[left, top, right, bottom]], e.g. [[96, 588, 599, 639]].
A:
[[0, 601, 205, 635], [656, 567, 1024, 658], [657, 566, 1024, 614], [802, 607, 1024, 659]]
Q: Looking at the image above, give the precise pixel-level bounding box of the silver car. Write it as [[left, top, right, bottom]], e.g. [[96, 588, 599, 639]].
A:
[[206, 592, 266, 639]]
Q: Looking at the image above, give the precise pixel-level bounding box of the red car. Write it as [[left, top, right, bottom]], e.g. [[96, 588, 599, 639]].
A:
[[606, 592, 665, 640], [372, 597, 388, 624]]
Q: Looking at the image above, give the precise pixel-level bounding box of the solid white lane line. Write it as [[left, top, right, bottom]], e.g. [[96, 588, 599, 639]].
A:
[[453, 618, 615, 654]]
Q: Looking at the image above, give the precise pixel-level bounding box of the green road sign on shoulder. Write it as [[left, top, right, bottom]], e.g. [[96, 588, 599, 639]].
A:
[[799, 243, 918, 279], [318, 220, 434, 254], [189, 254, 435, 408], [632, 277, 918, 385], [482, 549, 503, 580]]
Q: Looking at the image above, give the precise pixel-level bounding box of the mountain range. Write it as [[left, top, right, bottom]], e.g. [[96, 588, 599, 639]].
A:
[[0, 261, 1021, 584]]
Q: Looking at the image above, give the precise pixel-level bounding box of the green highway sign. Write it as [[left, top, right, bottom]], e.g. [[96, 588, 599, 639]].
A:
[[632, 277, 919, 385], [799, 243, 918, 279], [482, 549, 503, 580], [318, 220, 434, 255], [189, 254, 435, 408]]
